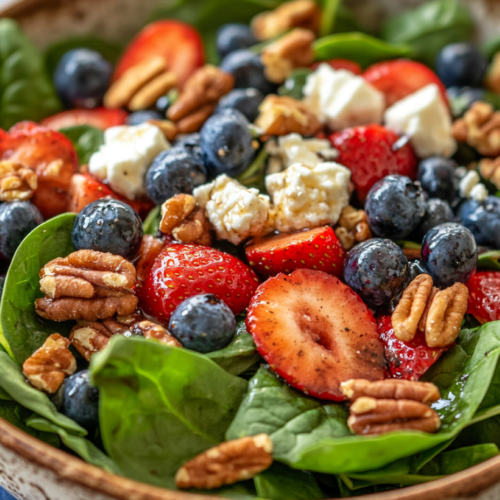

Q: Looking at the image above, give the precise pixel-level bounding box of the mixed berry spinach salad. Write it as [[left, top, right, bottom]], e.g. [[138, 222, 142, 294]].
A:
[[4, 0, 500, 498]]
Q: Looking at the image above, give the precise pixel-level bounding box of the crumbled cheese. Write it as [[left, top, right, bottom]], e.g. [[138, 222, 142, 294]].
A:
[[384, 84, 456, 158], [303, 64, 385, 130], [89, 123, 169, 200], [265, 161, 351, 233], [459, 170, 488, 202], [469, 183, 489, 203], [193, 175, 270, 245]]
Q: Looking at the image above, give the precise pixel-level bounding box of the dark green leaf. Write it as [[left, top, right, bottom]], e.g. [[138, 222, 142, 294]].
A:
[[477, 250, 500, 271], [319, 0, 340, 38], [482, 36, 500, 60], [278, 69, 312, 100], [237, 147, 269, 192], [0, 19, 61, 129], [90, 336, 248, 488], [381, 0, 473, 68], [0, 213, 76, 363], [313, 33, 412, 69], [142, 206, 161, 236], [59, 125, 104, 166]]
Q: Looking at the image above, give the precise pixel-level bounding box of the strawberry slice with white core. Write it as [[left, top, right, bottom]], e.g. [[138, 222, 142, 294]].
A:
[[246, 269, 386, 400]]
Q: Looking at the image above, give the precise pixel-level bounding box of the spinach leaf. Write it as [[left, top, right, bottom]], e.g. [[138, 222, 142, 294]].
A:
[[237, 147, 269, 193], [477, 250, 500, 271], [319, 0, 340, 38], [59, 125, 104, 166], [381, 0, 473, 68], [90, 335, 248, 488], [143, 205, 161, 236], [482, 37, 500, 61], [0, 350, 85, 435], [278, 69, 312, 100], [0, 213, 76, 363], [313, 33, 412, 69], [26, 416, 122, 474], [0, 19, 61, 129], [254, 462, 324, 500], [205, 318, 261, 376]]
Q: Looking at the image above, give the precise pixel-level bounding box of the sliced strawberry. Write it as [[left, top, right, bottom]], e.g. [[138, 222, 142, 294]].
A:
[[247, 269, 386, 400], [378, 315, 444, 381], [68, 173, 154, 219], [311, 59, 362, 75], [329, 124, 417, 202], [363, 60, 448, 108], [41, 108, 128, 130], [138, 244, 260, 323], [466, 271, 500, 324], [246, 226, 345, 279], [113, 20, 204, 88]]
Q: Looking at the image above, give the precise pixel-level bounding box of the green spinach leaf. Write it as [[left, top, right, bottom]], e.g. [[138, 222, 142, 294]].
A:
[[90, 335, 248, 488], [0, 213, 76, 363], [381, 0, 473, 68], [482, 37, 500, 60], [237, 147, 269, 193], [59, 125, 104, 166], [278, 68, 312, 100], [0, 19, 61, 129], [143, 205, 161, 236], [319, 0, 340, 38], [477, 250, 500, 271]]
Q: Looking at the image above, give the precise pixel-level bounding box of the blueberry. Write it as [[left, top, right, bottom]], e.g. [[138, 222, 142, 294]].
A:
[[216, 24, 258, 59], [146, 148, 207, 205], [417, 156, 459, 203], [62, 371, 99, 431], [220, 50, 276, 95], [216, 88, 264, 122], [344, 239, 409, 309], [126, 110, 163, 125], [459, 196, 500, 248], [436, 43, 488, 88], [413, 198, 455, 242], [72, 199, 143, 260], [200, 109, 255, 178], [169, 294, 235, 353], [365, 175, 426, 239], [447, 87, 485, 118], [54, 49, 113, 108], [0, 202, 43, 260], [408, 260, 427, 281], [422, 222, 477, 288], [174, 133, 202, 161]]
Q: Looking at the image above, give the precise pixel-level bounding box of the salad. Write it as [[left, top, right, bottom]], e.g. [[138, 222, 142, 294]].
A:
[[2, 0, 500, 498]]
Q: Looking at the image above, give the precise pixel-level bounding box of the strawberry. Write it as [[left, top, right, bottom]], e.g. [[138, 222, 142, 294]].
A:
[[329, 124, 417, 202], [138, 244, 260, 323], [363, 59, 448, 108], [466, 271, 500, 324], [378, 315, 444, 381], [0, 121, 78, 218], [40, 108, 128, 130], [245, 226, 345, 279], [246, 269, 386, 400], [68, 173, 154, 219], [113, 20, 204, 88], [311, 58, 362, 75]]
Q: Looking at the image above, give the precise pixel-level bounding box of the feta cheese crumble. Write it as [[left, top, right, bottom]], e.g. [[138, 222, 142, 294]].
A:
[[459, 170, 488, 202]]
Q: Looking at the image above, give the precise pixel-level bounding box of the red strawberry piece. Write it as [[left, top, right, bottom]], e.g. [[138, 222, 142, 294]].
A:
[[138, 244, 260, 323], [329, 124, 417, 202], [466, 271, 500, 324], [1, 121, 78, 218], [40, 108, 128, 130], [363, 59, 448, 109], [378, 315, 445, 381], [246, 226, 345, 279], [311, 58, 362, 75], [68, 173, 154, 219], [113, 20, 204, 88], [247, 269, 386, 400]]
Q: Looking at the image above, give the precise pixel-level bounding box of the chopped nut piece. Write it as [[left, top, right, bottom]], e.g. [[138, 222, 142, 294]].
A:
[[176, 103, 218, 134], [252, 0, 320, 41], [335, 227, 355, 251], [135, 235, 164, 282], [335, 206, 371, 251], [160, 194, 197, 233], [486, 53, 500, 94], [0, 161, 37, 202], [128, 71, 178, 111], [70, 323, 112, 361], [147, 119, 178, 143], [255, 95, 322, 136], [22, 334, 76, 394], [133, 320, 181, 347], [479, 157, 500, 190], [176, 434, 273, 489], [261, 29, 315, 83]]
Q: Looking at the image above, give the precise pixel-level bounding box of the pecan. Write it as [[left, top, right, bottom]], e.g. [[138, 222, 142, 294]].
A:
[[452, 101, 500, 156], [255, 95, 322, 136], [176, 103, 218, 134], [132, 320, 181, 347], [252, 0, 321, 41], [486, 53, 500, 94], [22, 334, 76, 394], [479, 157, 500, 190], [135, 235, 164, 282], [147, 119, 178, 142], [334, 227, 355, 251], [70, 322, 112, 361], [261, 29, 315, 83], [335, 206, 371, 251], [176, 434, 273, 489], [128, 71, 177, 111], [0, 160, 37, 201], [402, 248, 422, 260], [425, 283, 469, 348]]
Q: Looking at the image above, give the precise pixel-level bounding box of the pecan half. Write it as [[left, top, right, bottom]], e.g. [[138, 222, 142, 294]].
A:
[[0, 161, 37, 201], [22, 334, 76, 394], [135, 235, 164, 282], [132, 320, 181, 347], [176, 434, 273, 489], [147, 119, 178, 142]]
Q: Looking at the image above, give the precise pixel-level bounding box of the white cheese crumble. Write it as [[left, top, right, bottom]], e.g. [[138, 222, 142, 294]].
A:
[[89, 123, 169, 200], [459, 170, 488, 202], [384, 84, 456, 158], [303, 64, 385, 130]]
